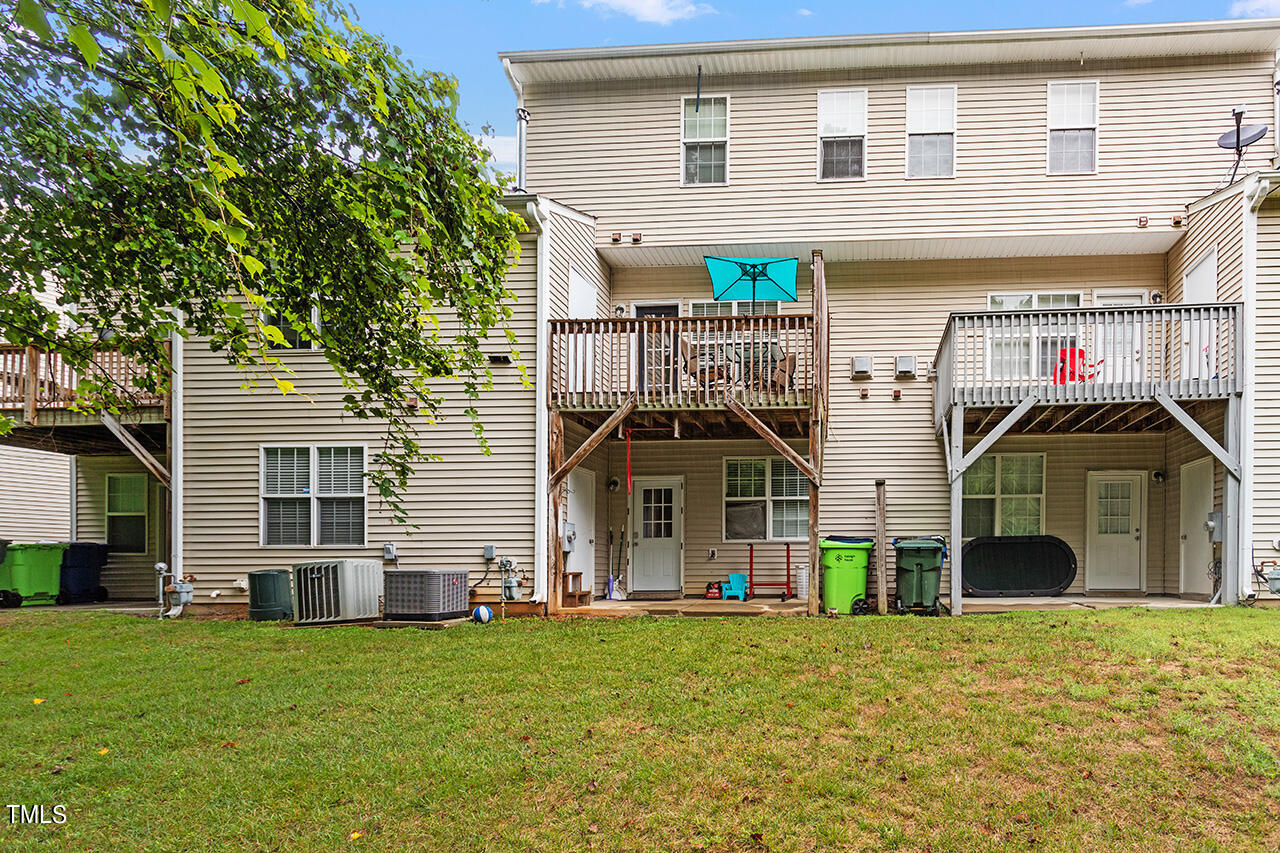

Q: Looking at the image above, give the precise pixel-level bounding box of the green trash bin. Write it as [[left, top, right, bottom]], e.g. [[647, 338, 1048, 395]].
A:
[[819, 538, 875, 615], [0, 543, 69, 607], [893, 537, 946, 616], [248, 569, 293, 621]]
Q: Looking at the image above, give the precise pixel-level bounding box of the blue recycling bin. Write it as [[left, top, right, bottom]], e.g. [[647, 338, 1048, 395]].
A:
[[58, 542, 110, 604]]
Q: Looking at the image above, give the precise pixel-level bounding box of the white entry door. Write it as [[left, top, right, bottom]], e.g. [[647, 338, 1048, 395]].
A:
[[1182, 248, 1218, 381], [566, 469, 596, 596], [1086, 471, 1145, 591], [565, 264, 597, 395], [1093, 292, 1144, 385], [629, 478, 682, 593], [1180, 457, 1215, 596]]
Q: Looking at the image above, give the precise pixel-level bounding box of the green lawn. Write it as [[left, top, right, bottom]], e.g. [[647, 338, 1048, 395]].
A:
[[2, 609, 1279, 851]]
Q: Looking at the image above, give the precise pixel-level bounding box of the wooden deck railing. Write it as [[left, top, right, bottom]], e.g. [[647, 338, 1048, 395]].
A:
[[549, 314, 815, 410], [933, 303, 1243, 429], [0, 345, 167, 422]]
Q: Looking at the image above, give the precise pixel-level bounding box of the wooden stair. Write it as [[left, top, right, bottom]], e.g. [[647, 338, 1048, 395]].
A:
[[562, 571, 592, 608]]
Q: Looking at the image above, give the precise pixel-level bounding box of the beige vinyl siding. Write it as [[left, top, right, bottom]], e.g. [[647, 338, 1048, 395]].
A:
[[180, 232, 540, 603], [523, 55, 1275, 248], [602, 438, 810, 596], [1167, 189, 1245, 303], [1252, 201, 1280, 570], [0, 447, 69, 541], [548, 210, 611, 319], [73, 455, 163, 601], [821, 254, 1167, 598]]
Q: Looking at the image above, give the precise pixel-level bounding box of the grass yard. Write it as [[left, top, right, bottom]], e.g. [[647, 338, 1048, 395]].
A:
[[2, 609, 1280, 852]]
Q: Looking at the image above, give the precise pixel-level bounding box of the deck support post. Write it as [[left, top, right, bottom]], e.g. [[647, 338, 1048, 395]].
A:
[[948, 405, 965, 616], [1153, 389, 1241, 479], [874, 479, 888, 615], [548, 410, 565, 615], [23, 346, 38, 426], [1223, 394, 1243, 605]]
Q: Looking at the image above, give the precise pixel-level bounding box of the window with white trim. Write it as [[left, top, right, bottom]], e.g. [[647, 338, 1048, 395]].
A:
[[724, 457, 809, 542], [266, 305, 321, 350], [906, 86, 955, 178], [106, 473, 148, 555], [987, 292, 1083, 380], [1048, 82, 1098, 174], [261, 445, 366, 546], [682, 96, 728, 185], [961, 453, 1045, 539], [818, 89, 867, 180], [689, 300, 779, 317]]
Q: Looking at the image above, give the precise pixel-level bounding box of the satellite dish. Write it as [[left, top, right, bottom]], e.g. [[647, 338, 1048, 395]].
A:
[[1217, 124, 1268, 150]]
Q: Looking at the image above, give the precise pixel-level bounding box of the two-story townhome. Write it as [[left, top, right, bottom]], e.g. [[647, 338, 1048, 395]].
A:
[[6, 19, 1280, 616]]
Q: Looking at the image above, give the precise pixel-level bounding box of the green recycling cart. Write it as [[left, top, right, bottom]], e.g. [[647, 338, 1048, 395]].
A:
[[0, 543, 69, 607], [819, 538, 875, 615], [893, 538, 946, 616]]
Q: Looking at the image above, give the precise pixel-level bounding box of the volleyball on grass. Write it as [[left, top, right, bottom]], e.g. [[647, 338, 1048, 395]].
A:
[[472, 605, 493, 624]]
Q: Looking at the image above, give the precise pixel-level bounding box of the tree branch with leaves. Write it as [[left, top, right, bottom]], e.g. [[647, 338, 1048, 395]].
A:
[[1, 0, 525, 522]]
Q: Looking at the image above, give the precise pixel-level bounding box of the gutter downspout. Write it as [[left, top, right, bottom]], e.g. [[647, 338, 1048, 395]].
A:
[[169, 321, 184, 607], [527, 199, 551, 609], [68, 456, 77, 539], [503, 58, 529, 192], [1242, 173, 1271, 602]]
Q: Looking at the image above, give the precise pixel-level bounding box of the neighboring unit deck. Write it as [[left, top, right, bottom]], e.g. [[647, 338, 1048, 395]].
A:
[[933, 303, 1243, 431]]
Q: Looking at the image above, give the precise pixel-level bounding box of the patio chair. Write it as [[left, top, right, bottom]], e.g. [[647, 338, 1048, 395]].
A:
[[769, 352, 798, 392], [679, 339, 728, 390], [723, 573, 748, 601]]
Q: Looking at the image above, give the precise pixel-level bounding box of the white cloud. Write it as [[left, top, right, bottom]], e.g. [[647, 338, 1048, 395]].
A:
[[1231, 0, 1280, 15], [535, 0, 715, 25], [1122, 0, 1153, 6], [477, 135, 518, 175], [797, 7, 813, 14]]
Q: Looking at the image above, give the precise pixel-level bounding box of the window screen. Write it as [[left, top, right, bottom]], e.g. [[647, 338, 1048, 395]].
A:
[[106, 474, 148, 554], [818, 90, 867, 180], [1048, 82, 1097, 174], [262, 445, 364, 546], [906, 87, 955, 178], [682, 97, 728, 184]]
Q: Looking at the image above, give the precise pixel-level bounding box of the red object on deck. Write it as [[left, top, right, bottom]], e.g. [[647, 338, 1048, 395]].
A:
[[1053, 348, 1103, 384], [746, 543, 794, 601]]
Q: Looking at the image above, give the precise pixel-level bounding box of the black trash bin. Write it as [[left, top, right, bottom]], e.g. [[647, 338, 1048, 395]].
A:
[[58, 542, 110, 604], [249, 569, 293, 621]]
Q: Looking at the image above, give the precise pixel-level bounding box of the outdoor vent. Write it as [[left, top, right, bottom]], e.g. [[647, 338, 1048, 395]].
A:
[[291, 559, 381, 624], [895, 356, 917, 378], [383, 569, 470, 621], [850, 356, 873, 379]]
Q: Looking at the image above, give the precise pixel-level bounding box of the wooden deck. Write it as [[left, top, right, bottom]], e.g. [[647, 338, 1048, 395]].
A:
[[933, 303, 1243, 432], [0, 345, 167, 426]]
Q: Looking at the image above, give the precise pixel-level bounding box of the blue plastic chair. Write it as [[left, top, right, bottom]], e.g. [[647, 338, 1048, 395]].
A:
[[723, 573, 748, 601]]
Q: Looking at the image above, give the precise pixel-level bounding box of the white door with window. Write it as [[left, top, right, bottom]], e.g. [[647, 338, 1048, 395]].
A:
[[1182, 248, 1218, 381], [1086, 471, 1145, 591], [629, 478, 682, 592], [1093, 293, 1145, 385], [1180, 457, 1215, 596], [566, 264, 597, 395], [566, 469, 596, 596]]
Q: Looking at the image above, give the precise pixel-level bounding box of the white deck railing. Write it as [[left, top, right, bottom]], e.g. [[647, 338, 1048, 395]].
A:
[[549, 315, 814, 410], [933, 303, 1243, 430]]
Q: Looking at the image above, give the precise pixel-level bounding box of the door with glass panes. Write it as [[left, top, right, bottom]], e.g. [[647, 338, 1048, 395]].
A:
[[986, 293, 1082, 383]]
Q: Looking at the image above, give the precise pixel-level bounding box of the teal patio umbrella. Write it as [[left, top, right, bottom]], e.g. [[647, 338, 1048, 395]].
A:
[[703, 256, 799, 308]]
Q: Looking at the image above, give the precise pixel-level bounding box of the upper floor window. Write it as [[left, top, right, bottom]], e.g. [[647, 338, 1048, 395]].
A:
[[266, 304, 321, 350], [682, 96, 728, 185], [817, 89, 867, 180], [1047, 82, 1098, 174], [906, 86, 956, 178]]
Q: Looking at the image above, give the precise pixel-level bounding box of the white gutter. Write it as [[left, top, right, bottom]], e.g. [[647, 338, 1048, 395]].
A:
[[169, 324, 184, 588], [503, 58, 529, 192], [1242, 173, 1274, 601], [526, 199, 551, 607]]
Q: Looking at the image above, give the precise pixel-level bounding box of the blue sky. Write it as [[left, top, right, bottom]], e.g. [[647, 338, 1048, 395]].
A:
[[348, 0, 1280, 172]]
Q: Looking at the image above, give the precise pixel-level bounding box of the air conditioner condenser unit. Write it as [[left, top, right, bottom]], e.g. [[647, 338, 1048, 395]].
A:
[[383, 569, 470, 621], [291, 559, 382, 624]]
